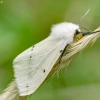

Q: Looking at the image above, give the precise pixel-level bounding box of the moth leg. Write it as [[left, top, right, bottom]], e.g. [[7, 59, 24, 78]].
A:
[[59, 44, 68, 64]]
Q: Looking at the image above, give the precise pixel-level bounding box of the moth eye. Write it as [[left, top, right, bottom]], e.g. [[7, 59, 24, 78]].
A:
[[75, 29, 80, 35]]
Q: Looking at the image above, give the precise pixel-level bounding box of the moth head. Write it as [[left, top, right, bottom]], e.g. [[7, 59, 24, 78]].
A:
[[74, 27, 95, 41], [74, 29, 83, 41], [50, 22, 96, 42]]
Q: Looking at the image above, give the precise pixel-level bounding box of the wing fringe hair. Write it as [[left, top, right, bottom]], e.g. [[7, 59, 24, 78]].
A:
[[0, 81, 27, 100], [0, 27, 100, 100]]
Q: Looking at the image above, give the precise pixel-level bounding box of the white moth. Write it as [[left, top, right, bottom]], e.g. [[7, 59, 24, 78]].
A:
[[13, 22, 80, 96], [0, 22, 100, 100]]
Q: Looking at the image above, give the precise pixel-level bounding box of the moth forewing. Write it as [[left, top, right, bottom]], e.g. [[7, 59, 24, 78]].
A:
[[13, 36, 69, 96]]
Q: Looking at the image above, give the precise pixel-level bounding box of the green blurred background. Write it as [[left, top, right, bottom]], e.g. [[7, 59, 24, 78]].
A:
[[0, 0, 100, 100]]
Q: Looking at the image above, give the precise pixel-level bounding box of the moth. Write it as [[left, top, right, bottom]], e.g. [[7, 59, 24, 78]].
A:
[[0, 22, 100, 100]]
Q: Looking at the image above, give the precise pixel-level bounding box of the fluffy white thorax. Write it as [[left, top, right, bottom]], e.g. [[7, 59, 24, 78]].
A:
[[50, 22, 79, 39]]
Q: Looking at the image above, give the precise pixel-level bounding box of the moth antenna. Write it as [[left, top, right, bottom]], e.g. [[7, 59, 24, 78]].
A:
[[80, 27, 92, 32], [78, 8, 90, 26]]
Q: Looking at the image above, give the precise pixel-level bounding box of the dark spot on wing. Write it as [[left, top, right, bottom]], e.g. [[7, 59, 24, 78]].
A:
[[60, 50, 63, 53], [33, 45, 35, 47], [31, 45, 35, 51], [30, 56, 32, 58], [26, 84, 29, 93], [26, 84, 29, 88], [27, 90, 28, 93], [43, 69, 45, 73]]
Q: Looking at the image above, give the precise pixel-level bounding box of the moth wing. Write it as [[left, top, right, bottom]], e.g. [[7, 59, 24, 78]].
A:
[[13, 36, 67, 96]]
